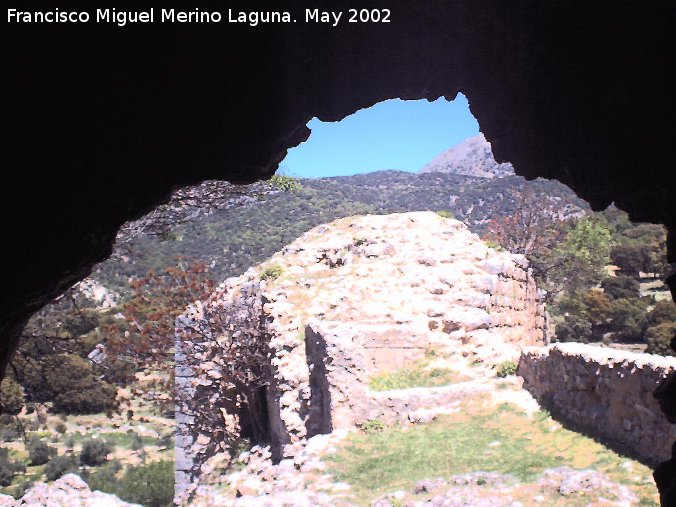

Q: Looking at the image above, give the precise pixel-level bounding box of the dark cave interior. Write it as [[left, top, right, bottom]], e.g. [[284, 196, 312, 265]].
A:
[[3, 0, 674, 502]]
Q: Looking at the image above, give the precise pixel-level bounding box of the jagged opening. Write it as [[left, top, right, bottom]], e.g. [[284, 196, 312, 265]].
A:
[[6, 93, 672, 506], [239, 385, 272, 446], [304, 326, 333, 438]]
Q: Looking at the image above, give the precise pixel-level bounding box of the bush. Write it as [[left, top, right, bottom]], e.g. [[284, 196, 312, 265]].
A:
[[0, 448, 26, 487], [260, 263, 283, 281], [28, 438, 54, 466], [496, 360, 518, 378], [130, 434, 144, 451], [108, 461, 174, 507], [53, 383, 117, 415], [80, 439, 113, 466], [602, 275, 640, 300], [44, 454, 78, 481], [608, 297, 649, 342], [362, 419, 386, 433], [54, 421, 67, 434], [555, 313, 593, 343], [645, 300, 676, 328], [269, 174, 301, 192], [83, 460, 122, 493], [645, 322, 676, 356], [435, 210, 455, 219], [0, 377, 25, 416]]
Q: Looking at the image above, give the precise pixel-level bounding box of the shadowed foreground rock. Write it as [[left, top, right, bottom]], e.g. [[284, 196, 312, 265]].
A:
[[0, 474, 139, 507]]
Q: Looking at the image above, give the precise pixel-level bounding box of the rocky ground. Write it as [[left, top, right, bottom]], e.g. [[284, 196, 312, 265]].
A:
[[0, 474, 140, 507], [0, 380, 174, 503], [185, 367, 659, 507]]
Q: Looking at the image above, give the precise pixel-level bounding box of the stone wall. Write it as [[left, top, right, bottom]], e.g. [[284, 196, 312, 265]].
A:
[[519, 343, 676, 465]]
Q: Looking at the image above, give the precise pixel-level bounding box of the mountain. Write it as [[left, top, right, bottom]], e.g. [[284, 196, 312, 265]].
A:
[[92, 171, 588, 291], [419, 134, 514, 178]]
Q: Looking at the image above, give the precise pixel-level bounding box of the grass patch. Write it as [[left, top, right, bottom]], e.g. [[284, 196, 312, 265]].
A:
[[368, 362, 466, 391], [327, 398, 659, 505], [260, 263, 283, 281], [68, 432, 159, 450]]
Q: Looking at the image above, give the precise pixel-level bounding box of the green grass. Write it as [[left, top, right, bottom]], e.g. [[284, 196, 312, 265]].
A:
[[68, 432, 159, 449], [327, 399, 659, 505], [368, 363, 466, 391], [329, 406, 559, 500]]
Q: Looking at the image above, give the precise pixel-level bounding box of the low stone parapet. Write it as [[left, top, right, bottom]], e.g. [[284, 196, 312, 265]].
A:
[[519, 342, 676, 465]]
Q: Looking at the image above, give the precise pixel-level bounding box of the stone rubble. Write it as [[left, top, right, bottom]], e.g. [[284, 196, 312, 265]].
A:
[[188, 431, 356, 507], [372, 468, 638, 507], [0, 474, 140, 507]]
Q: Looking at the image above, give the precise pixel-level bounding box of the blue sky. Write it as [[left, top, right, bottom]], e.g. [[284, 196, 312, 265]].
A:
[[280, 93, 480, 178]]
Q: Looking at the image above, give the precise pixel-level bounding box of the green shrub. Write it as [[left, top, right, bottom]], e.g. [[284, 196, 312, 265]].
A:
[[28, 438, 54, 466], [555, 313, 593, 343], [602, 275, 640, 300], [54, 421, 67, 434], [645, 322, 676, 356], [115, 461, 174, 507], [260, 263, 283, 281], [435, 210, 455, 219], [496, 360, 518, 378], [83, 460, 122, 493], [11, 479, 34, 499], [80, 439, 113, 466], [130, 434, 144, 451], [362, 419, 386, 433], [17, 353, 118, 415], [0, 417, 21, 443], [0, 448, 26, 487], [158, 434, 173, 449], [45, 454, 78, 481], [0, 377, 25, 416], [645, 300, 676, 328], [270, 174, 301, 192]]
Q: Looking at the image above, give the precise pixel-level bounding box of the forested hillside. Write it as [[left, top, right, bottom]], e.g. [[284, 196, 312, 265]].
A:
[[93, 171, 588, 289]]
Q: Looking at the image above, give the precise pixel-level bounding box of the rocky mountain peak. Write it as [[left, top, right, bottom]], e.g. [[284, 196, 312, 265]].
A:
[[419, 134, 514, 178]]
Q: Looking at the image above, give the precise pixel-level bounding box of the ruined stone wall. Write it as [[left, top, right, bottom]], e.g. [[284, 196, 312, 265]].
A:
[[175, 212, 549, 499], [519, 343, 676, 465], [175, 279, 315, 501]]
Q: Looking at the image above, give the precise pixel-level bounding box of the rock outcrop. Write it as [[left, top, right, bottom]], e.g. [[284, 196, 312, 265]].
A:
[[0, 474, 139, 507], [176, 212, 546, 497], [419, 134, 514, 178], [519, 343, 676, 465]]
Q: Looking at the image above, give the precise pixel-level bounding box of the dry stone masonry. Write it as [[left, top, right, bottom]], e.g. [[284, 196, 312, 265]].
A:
[[175, 212, 546, 498], [519, 343, 676, 465]]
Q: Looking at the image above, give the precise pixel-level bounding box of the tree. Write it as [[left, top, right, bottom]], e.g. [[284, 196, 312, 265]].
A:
[[101, 262, 216, 407], [484, 186, 566, 258], [537, 217, 613, 304], [0, 376, 24, 416], [582, 290, 612, 340], [602, 275, 640, 300], [28, 438, 54, 466], [80, 439, 113, 466], [611, 243, 650, 278], [642, 300, 676, 356], [607, 297, 649, 342], [645, 322, 676, 356]]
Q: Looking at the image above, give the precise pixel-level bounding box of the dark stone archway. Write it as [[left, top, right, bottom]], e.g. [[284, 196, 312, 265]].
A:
[[4, 0, 674, 502]]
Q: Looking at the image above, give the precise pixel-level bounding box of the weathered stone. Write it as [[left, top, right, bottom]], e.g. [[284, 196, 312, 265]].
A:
[[175, 212, 546, 496], [519, 343, 676, 465]]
